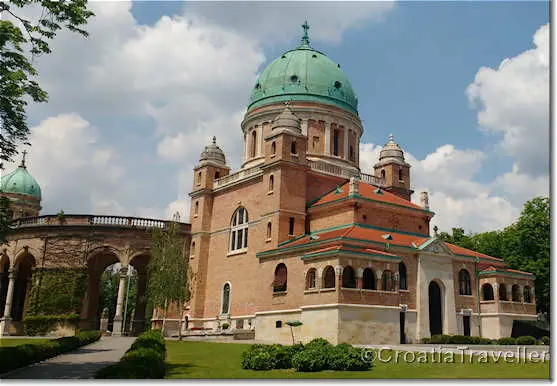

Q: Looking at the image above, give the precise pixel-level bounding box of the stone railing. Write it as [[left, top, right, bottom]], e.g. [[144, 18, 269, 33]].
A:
[[11, 214, 189, 232], [213, 165, 263, 189], [308, 160, 385, 187]]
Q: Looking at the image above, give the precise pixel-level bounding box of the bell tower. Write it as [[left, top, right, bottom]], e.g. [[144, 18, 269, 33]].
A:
[[373, 134, 413, 201]]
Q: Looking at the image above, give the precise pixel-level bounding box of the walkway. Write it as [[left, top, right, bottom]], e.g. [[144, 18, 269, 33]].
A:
[[2, 337, 134, 379]]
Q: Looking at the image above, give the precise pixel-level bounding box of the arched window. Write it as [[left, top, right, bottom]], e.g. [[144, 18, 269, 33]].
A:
[[251, 130, 257, 157], [289, 217, 295, 236], [382, 270, 393, 291], [381, 169, 386, 179], [362, 268, 376, 290], [230, 207, 249, 252], [197, 171, 202, 184], [498, 283, 508, 301], [305, 268, 316, 290], [342, 266, 356, 288], [271, 141, 276, 155], [323, 266, 335, 289], [399, 263, 407, 290], [398, 169, 403, 181], [266, 222, 272, 240], [215, 171, 220, 180], [269, 175, 274, 193], [273, 263, 287, 292], [190, 241, 196, 257], [221, 283, 231, 314], [512, 285, 521, 302], [194, 201, 199, 215], [349, 145, 354, 161], [482, 283, 494, 301], [459, 269, 471, 295], [523, 286, 532, 303], [291, 141, 297, 154]]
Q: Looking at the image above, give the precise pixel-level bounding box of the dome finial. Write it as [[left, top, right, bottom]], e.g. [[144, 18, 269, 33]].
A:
[[300, 20, 310, 47], [388, 133, 394, 143], [19, 150, 27, 169], [212, 136, 217, 145]]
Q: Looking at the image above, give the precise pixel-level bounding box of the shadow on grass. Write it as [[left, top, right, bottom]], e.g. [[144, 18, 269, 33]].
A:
[[2, 360, 116, 379], [165, 363, 198, 378]]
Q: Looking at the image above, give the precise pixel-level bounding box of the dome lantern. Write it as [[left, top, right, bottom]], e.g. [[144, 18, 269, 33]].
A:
[[199, 136, 226, 166]]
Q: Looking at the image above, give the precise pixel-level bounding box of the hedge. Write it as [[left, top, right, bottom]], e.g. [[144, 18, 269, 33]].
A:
[[95, 329, 166, 379], [0, 330, 101, 374], [421, 334, 539, 345], [241, 338, 372, 372], [23, 314, 80, 336]]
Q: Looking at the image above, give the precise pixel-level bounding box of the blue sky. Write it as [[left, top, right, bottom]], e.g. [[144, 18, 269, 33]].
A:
[[7, 1, 549, 234]]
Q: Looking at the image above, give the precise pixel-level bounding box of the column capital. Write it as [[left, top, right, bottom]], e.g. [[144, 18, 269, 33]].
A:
[[119, 266, 129, 277], [8, 267, 16, 280]]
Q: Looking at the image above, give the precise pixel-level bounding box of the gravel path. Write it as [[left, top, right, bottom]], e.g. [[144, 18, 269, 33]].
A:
[[1, 337, 134, 379]]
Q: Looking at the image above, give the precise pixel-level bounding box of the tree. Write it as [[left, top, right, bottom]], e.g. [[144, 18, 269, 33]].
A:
[[0, 0, 94, 166], [147, 222, 190, 339]]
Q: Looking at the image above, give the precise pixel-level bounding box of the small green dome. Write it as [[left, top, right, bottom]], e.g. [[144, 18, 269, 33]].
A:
[[1, 157, 41, 199], [248, 22, 358, 115]]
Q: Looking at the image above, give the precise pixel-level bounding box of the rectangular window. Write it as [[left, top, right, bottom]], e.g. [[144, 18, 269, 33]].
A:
[[333, 130, 339, 156], [289, 217, 295, 235], [275, 321, 282, 328], [463, 315, 471, 336]]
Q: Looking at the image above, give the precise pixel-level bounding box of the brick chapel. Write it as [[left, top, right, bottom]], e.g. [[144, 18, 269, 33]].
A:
[[185, 22, 537, 344]]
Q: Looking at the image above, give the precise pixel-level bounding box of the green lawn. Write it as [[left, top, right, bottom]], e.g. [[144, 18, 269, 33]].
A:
[[0, 338, 50, 347], [165, 341, 549, 379]]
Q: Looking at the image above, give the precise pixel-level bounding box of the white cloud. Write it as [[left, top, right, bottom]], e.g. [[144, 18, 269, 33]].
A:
[[467, 23, 549, 177]]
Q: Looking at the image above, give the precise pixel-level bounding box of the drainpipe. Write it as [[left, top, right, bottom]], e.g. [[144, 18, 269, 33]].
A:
[[475, 257, 482, 337]]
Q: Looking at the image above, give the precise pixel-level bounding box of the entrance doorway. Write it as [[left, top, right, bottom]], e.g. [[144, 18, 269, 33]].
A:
[[463, 315, 471, 336], [399, 311, 406, 344], [428, 281, 443, 336]]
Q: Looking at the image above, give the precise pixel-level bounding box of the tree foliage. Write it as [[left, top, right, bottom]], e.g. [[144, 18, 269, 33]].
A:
[[147, 222, 190, 335], [0, 0, 94, 166], [439, 196, 550, 320]]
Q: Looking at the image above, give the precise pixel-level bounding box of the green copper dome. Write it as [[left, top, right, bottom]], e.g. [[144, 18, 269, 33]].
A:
[[248, 22, 358, 115], [0, 154, 41, 199]]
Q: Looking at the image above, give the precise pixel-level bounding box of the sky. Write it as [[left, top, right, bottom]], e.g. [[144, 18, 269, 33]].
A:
[[2, 1, 550, 234]]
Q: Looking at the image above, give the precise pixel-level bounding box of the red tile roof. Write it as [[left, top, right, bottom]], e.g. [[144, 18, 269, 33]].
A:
[[310, 181, 427, 212], [446, 243, 504, 264]]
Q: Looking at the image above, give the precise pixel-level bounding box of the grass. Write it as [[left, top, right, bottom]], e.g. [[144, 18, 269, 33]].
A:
[[165, 341, 550, 379], [0, 338, 50, 347]]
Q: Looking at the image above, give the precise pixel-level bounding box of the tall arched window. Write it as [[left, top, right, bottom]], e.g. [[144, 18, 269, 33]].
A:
[[305, 268, 316, 290], [215, 171, 220, 179], [230, 207, 249, 252], [251, 130, 257, 157], [342, 266, 356, 288], [381, 169, 386, 179], [190, 241, 196, 257], [399, 263, 407, 290], [498, 283, 508, 301], [362, 268, 376, 290], [271, 141, 276, 155], [512, 285, 521, 302], [221, 283, 231, 314], [194, 201, 199, 215], [268, 175, 274, 192], [523, 286, 532, 303], [398, 169, 403, 181], [382, 270, 393, 291], [459, 269, 471, 295], [349, 145, 354, 161], [266, 222, 272, 240], [291, 141, 297, 154], [323, 266, 335, 289], [273, 263, 287, 292], [482, 283, 494, 300], [197, 171, 202, 184]]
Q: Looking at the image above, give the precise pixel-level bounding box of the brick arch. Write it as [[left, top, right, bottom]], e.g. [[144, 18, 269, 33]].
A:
[[12, 250, 36, 322]]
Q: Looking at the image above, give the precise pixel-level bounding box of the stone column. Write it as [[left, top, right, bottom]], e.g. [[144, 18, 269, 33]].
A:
[[257, 125, 263, 157], [0, 268, 16, 337], [356, 268, 363, 289], [301, 119, 308, 136], [324, 122, 331, 155], [112, 266, 128, 336]]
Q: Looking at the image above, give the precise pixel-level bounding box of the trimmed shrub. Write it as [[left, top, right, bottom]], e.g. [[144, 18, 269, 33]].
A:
[[541, 336, 550, 345], [516, 336, 537, 345], [497, 337, 517, 345], [429, 335, 451, 344], [292, 347, 328, 372], [446, 335, 473, 344], [421, 338, 431, 344], [95, 330, 166, 379], [327, 344, 372, 371], [470, 337, 493, 345], [0, 330, 101, 374], [304, 337, 331, 350], [241, 344, 277, 370]]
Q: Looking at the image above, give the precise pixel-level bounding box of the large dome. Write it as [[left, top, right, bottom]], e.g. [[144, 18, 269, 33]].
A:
[[248, 23, 358, 115], [0, 156, 41, 199]]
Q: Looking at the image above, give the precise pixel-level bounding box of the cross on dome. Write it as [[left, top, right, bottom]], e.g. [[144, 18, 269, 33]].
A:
[[20, 150, 27, 168], [300, 20, 310, 47]]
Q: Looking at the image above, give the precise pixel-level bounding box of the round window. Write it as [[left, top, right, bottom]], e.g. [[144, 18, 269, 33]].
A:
[[334, 81, 342, 89]]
